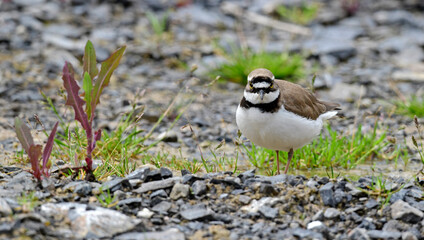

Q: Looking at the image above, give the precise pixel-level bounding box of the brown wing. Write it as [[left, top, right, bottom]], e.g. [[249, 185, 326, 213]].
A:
[[276, 80, 340, 120]]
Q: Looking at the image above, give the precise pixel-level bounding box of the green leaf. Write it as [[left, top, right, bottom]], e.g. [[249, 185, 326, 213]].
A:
[[14, 117, 34, 154], [83, 40, 98, 80], [91, 45, 126, 121], [83, 72, 93, 120]]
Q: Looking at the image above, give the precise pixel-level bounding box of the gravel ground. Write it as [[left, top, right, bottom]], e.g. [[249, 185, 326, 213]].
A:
[[1, 0, 424, 239]]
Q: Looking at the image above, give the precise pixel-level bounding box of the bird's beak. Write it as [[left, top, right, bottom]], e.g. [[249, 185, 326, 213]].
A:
[[259, 89, 265, 100]]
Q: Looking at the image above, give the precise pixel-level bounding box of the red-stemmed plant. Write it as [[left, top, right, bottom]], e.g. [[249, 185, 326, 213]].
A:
[[14, 118, 58, 181], [61, 40, 126, 180]]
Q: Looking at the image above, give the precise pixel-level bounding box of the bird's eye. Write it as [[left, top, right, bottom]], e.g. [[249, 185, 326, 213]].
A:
[[270, 83, 273, 88], [249, 83, 253, 89]]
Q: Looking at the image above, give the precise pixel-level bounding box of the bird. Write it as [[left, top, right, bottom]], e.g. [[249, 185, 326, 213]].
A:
[[236, 68, 340, 175]]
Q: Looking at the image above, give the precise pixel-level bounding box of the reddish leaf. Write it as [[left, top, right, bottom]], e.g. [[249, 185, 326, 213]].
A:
[[62, 62, 90, 131], [41, 122, 58, 177], [91, 46, 126, 120], [91, 129, 102, 150], [29, 144, 42, 180], [14, 117, 34, 154], [83, 40, 98, 80]]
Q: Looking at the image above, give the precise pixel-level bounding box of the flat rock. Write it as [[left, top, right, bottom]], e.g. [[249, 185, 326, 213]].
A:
[[324, 208, 340, 219], [258, 205, 278, 219], [125, 167, 150, 181], [0, 198, 12, 216], [40, 203, 142, 238], [180, 204, 215, 221], [367, 230, 402, 239], [115, 228, 185, 240], [191, 180, 207, 196], [348, 228, 370, 240], [134, 177, 181, 193], [170, 183, 190, 200], [391, 200, 424, 223]]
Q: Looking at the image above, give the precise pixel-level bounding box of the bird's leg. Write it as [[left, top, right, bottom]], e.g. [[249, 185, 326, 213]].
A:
[[284, 148, 294, 174], [276, 150, 280, 175]]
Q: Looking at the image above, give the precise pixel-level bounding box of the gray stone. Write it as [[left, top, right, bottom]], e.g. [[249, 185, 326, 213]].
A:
[[0, 198, 12, 216], [374, 10, 421, 28], [134, 177, 181, 193], [320, 182, 336, 207], [150, 189, 168, 199], [180, 204, 214, 221], [365, 198, 379, 209], [259, 183, 278, 196], [157, 131, 178, 142], [324, 208, 340, 219], [303, 38, 356, 60], [312, 210, 324, 221], [174, 5, 230, 27], [42, 33, 85, 51], [115, 228, 185, 240], [367, 230, 402, 239], [74, 182, 92, 196], [100, 178, 131, 193], [152, 201, 172, 213], [348, 228, 370, 240], [117, 198, 142, 208], [192, 180, 207, 196], [145, 169, 162, 182], [292, 228, 324, 240], [170, 183, 190, 200], [40, 203, 141, 238], [160, 167, 173, 179], [125, 167, 150, 181], [402, 232, 418, 240], [259, 205, 278, 219], [44, 24, 83, 38], [391, 200, 423, 223], [237, 169, 256, 182], [238, 195, 251, 205]]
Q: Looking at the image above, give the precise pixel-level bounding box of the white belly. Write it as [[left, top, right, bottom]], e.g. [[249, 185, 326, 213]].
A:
[[236, 106, 335, 151]]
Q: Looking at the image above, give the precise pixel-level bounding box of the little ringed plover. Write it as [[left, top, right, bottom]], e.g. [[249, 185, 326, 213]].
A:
[[236, 68, 340, 174]]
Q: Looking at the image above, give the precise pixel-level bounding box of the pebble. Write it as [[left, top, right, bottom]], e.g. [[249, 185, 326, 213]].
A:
[[191, 180, 207, 196], [320, 182, 336, 207], [40, 203, 141, 238], [170, 183, 190, 200], [137, 208, 154, 219], [180, 204, 214, 221], [324, 208, 340, 219], [391, 200, 424, 223], [134, 177, 181, 193], [115, 228, 185, 240]]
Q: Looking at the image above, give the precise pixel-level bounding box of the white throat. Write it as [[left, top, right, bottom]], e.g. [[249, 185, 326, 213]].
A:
[[244, 89, 280, 104]]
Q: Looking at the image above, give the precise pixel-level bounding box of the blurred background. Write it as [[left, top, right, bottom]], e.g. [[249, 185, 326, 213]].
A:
[[1, 0, 424, 176]]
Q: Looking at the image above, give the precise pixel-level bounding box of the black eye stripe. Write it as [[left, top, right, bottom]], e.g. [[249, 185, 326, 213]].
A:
[[251, 77, 273, 84], [250, 88, 274, 94]]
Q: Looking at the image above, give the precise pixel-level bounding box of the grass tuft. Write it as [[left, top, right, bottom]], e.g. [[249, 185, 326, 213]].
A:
[[276, 3, 320, 25], [394, 95, 424, 118], [209, 45, 304, 85], [242, 122, 401, 175]]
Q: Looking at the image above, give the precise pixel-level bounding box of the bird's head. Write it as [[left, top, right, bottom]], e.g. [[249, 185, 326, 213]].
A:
[[244, 68, 279, 104]]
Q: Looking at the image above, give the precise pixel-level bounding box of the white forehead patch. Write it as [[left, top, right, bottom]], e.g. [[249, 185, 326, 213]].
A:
[[253, 82, 271, 88], [244, 89, 279, 104]]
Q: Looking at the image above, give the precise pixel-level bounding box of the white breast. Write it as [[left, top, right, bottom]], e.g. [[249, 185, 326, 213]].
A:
[[236, 105, 337, 151]]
